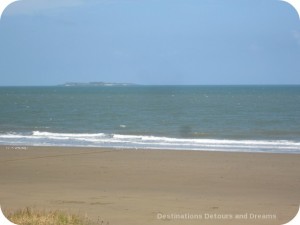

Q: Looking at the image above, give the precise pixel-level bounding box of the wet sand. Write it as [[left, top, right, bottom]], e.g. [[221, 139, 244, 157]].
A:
[[0, 146, 299, 225]]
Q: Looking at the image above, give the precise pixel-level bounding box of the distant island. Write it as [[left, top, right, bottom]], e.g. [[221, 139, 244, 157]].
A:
[[59, 82, 139, 87]]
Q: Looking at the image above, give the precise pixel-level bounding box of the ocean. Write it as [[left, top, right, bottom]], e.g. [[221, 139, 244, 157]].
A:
[[0, 85, 300, 153]]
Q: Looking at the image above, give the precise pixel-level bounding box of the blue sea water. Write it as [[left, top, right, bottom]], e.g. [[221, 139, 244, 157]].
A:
[[0, 85, 300, 153]]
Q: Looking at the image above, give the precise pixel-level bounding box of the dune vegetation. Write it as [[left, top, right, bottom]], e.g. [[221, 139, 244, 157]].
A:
[[6, 207, 99, 225]]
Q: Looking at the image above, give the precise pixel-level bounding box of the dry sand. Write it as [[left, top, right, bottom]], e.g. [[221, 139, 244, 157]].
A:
[[0, 146, 299, 225]]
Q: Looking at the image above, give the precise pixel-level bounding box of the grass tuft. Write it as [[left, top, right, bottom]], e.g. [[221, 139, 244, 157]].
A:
[[6, 207, 96, 225]]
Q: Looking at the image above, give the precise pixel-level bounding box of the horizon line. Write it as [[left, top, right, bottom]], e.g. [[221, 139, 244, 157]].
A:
[[1, 84, 300, 87]]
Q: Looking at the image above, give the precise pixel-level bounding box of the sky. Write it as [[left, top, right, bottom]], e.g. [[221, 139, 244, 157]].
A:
[[0, 0, 300, 85]]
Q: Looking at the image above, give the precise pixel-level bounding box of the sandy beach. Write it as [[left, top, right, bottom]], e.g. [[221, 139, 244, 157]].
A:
[[0, 146, 299, 225]]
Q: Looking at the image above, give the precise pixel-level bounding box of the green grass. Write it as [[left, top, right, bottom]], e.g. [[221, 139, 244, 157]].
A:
[[6, 207, 98, 225]]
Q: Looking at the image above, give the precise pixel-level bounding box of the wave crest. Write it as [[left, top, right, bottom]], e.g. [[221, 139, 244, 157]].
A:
[[0, 131, 300, 153]]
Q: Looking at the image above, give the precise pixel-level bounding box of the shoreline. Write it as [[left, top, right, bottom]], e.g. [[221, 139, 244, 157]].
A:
[[1, 143, 300, 154], [0, 145, 299, 225]]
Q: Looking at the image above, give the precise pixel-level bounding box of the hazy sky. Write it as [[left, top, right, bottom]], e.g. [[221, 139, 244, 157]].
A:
[[0, 0, 300, 85]]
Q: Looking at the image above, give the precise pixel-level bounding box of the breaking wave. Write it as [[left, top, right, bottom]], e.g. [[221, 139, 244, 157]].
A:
[[0, 131, 300, 153]]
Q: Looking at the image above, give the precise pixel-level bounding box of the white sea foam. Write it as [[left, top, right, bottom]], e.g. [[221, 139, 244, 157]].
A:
[[0, 131, 300, 153], [32, 131, 106, 137]]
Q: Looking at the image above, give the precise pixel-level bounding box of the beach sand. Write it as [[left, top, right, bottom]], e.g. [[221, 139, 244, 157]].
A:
[[0, 146, 299, 225]]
